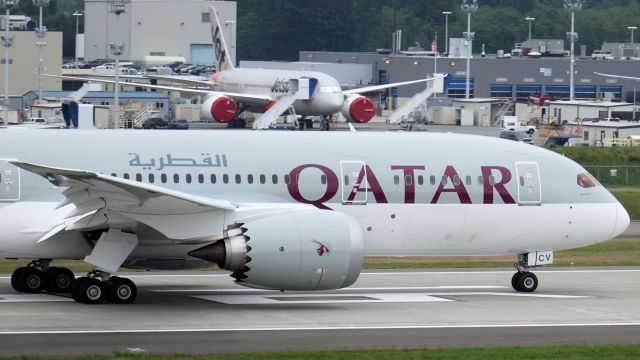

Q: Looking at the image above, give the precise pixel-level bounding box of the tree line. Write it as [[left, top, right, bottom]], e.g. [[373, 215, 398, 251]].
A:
[[13, 0, 640, 61]]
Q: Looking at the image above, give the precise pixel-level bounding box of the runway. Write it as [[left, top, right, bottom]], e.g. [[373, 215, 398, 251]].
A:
[[0, 268, 639, 356]]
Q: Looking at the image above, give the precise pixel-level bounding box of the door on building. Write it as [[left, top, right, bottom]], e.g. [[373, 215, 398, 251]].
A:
[[190, 44, 214, 65], [515, 162, 541, 205], [0, 160, 20, 202]]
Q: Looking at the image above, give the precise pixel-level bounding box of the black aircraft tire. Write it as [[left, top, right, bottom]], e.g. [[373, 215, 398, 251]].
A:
[[107, 277, 137, 304], [18, 267, 46, 294], [11, 267, 28, 292], [46, 267, 75, 293]]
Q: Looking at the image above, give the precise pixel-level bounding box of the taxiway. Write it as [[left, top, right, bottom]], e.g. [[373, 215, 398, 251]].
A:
[[0, 268, 639, 356]]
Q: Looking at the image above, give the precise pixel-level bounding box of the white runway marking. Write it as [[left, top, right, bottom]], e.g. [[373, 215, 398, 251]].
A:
[[0, 294, 72, 303], [0, 322, 638, 335], [195, 291, 588, 305]]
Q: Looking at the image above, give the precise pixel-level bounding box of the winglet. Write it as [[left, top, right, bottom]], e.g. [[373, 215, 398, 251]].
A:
[[209, 5, 236, 72]]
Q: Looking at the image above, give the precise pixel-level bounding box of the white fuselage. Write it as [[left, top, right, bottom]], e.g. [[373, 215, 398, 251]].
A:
[[0, 130, 629, 268], [213, 68, 344, 115]]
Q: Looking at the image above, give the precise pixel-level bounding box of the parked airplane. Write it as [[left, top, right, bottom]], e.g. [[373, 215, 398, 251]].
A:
[[56, 5, 442, 129], [0, 130, 629, 304]]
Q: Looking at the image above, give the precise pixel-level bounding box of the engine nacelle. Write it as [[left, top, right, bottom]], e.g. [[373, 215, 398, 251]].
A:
[[341, 95, 375, 123], [201, 94, 237, 123], [189, 210, 364, 291]]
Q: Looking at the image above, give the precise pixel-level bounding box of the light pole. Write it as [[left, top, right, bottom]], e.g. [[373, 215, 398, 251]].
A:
[[109, 1, 128, 129], [72, 11, 83, 63], [1, 0, 14, 126], [564, 1, 582, 101], [33, 0, 50, 105], [628, 26, 637, 43], [442, 11, 451, 55], [461, 0, 478, 99], [526, 16, 535, 40]]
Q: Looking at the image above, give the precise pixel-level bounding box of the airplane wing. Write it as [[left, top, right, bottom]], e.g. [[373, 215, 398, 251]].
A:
[[68, 73, 214, 88], [10, 161, 237, 243], [343, 76, 442, 95], [594, 72, 640, 81], [46, 74, 272, 104]]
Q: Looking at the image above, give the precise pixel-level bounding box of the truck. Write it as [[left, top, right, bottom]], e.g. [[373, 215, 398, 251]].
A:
[[500, 116, 536, 134]]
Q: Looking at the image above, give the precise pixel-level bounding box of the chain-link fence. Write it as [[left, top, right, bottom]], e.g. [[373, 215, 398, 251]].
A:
[[584, 166, 640, 187]]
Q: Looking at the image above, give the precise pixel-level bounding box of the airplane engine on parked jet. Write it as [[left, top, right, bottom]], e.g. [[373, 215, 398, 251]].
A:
[[341, 95, 375, 123], [201, 94, 238, 123], [189, 209, 364, 291]]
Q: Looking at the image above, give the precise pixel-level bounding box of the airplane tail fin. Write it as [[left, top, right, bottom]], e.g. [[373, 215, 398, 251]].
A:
[[210, 5, 236, 72]]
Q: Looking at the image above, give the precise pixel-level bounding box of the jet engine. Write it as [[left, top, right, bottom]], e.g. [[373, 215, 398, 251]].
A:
[[189, 209, 364, 291], [341, 95, 375, 123], [201, 94, 238, 123]]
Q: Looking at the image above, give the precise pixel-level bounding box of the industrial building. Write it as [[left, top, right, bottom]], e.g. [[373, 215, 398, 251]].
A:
[[0, 31, 62, 106], [83, 0, 237, 65], [300, 51, 640, 104]]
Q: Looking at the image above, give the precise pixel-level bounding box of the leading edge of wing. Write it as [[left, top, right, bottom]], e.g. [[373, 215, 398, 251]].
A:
[[594, 72, 640, 82], [343, 75, 446, 95], [9, 160, 237, 211], [44, 74, 271, 103]]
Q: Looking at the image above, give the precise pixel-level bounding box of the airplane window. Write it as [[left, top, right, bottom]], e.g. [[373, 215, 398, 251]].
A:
[[284, 174, 291, 184], [211, 174, 217, 184], [466, 176, 472, 185], [418, 175, 424, 185], [272, 174, 278, 184], [453, 175, 460, 186], [223, 174, 229, 184], [148, 174, 155, 183], [173, 174, 180, 183], [405, 175, 412, 186], [321, 175, 327, 185], [198, 174, 204, 184], [489, 175, 496, 186], [430, 175, 436, 185], [478, 176, 483, 185], [186, 174, 192, 184], [345, 175, 350, 186], [260, 174, 266, 184], [123, 173, 130, 180], [520, 176, 525, 186], [393, 175, 399, 185], [441, 176, 448, 185], [248, 174, 254, 184], [161, 174, 167, 183], [235, 174, 241, 184], [577, 173, 596, 188], [111, 173, 117, 177], [135, 173, 142, 182]]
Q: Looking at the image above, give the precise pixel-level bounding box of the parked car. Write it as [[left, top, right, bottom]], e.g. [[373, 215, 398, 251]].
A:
[[141, 118, 168, 129], [167, 119, 189, 129], [500, 130, 533, 144]]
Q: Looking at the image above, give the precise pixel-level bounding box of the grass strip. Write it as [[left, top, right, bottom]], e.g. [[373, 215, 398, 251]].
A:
[[3, 344, 640, 360]]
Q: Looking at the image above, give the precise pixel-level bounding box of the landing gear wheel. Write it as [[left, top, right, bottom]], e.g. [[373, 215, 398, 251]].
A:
[[78, 278, 106, 305], [18, 267, 46, 293], [513, 272, 538, 292], [511, 272, 519, 290], [70, 277, 89, 302], [11, 267, 28, 292], [45, 267, 75, 293], [107, 277, 137, 304]]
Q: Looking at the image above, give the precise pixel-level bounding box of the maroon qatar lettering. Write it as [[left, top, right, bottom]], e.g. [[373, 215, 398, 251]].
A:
[[287, 164, 338, 210], [346, 165, 388, 204], [286, 163, 516, 208], [391, 165, 426, 204]]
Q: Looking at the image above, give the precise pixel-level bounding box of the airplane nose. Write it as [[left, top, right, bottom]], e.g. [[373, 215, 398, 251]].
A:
[[612, 202, 630, 238]]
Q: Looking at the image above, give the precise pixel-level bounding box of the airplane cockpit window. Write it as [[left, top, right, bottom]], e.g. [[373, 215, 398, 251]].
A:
[[577, 173, 596, 188], [318, 86, 342, 94]]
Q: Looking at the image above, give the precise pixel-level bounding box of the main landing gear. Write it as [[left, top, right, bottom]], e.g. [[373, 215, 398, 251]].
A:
[[70, 270, 137, 305], [11, 260, 75, 294]]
